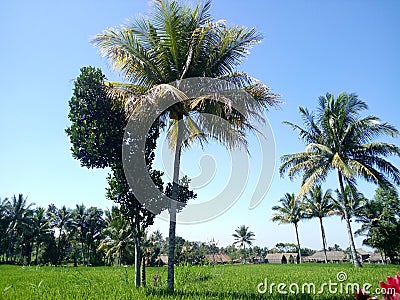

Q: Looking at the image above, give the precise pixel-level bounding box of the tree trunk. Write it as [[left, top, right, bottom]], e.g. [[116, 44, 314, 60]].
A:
[[141, 255, 146, 287], [294, 222, 302, 264], [35, 244, 39, 265], [338, 171, 362, 268], [167, 116, 184, 292], [319, 217, 328, 264], [134, 237, 141, 287], [82, 240, 85, 265]]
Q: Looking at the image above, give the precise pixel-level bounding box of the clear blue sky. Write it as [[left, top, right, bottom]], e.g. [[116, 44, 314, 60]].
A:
[[1, 0, 399, 250]]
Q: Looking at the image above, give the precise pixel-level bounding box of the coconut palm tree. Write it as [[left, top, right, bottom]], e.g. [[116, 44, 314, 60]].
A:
[[272, 193, 306, 263], [92, 0, 278, 291], [72, 204, 87, 264], [280, 92, 400, 267], [232, 225, 255, 263], [332, 185, 366, 264], [7, 194, 34, 262], [47, 204, 73, 265], [31, 207, 52, 265], [98, 206, 133, 266], [303, 186, 335, 263]]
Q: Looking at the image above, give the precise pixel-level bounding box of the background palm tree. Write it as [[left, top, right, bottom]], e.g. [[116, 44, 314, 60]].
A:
[[48, 204, 73, 265], [232, 225, 255, 263], [303, 186, 335, 263], [72, 204, 87, 265], [272, 193, 305, 263], [98, 206, 131, 266], [7, 194, 34, 262], [31, 207, 51, 265], [280, 92, 400, 267], [332, 185, 366, 265], [92, 0, 278, 291]]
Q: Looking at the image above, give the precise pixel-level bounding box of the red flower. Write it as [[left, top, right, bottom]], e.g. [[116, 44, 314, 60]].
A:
[[380, 272, 400, 300]]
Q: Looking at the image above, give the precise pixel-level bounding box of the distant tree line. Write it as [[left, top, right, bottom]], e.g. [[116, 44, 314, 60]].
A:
[[0, 196, 267, 266], [272, 185, 400, 264]]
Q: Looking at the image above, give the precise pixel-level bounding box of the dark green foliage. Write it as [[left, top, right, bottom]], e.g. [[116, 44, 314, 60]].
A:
[[66, 66, 125, 169], [356, 186, 400, 262]]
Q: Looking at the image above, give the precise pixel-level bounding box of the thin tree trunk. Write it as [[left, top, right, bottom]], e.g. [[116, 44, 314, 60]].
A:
[[134, 237, 141, 287], [82, 240, 85, 265], [294, 222, 302, 264], [141, 255, 146, 287], [35, 244, 39, 265], [167, 117, 184, 292], [338, 171, 362, 268], [319, 217, 328, 264]]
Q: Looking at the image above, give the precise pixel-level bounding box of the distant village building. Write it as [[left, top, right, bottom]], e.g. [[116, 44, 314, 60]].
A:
[[204, 253, 231, 264], [356, 248, 371, 263], [156, 255, 168, 266], [265, 253, 299, 264], [367, 252, 386, 264], [303, 251, 347, 263]]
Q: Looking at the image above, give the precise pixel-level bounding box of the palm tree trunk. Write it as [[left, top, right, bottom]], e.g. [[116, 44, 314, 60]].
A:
[[118, 249, 121, 266], [82, 240, 85, 265], [167, 117, 184, 292], [294, 222, 302, 264], [35, 244, 39, 265], [338, 171, 362, 268], [319, 217, 328, 263], [141, 255, 146, 287], [134, 236, 141, 287]]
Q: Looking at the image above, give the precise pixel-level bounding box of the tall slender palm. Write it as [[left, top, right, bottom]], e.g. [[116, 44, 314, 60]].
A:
[[32, 207, 51, 265], [332, 185, 366, 264], [280, 92, 400, 267], [48, 205, 73, 264], [232, 225, 255, 263], [303, 186, 335, 263], [92, 0, 278, 291], [98, 206, 132, 266], [72, 204, 87, 264], [272, 193, 306, 263], [7, 194, 34, 262]]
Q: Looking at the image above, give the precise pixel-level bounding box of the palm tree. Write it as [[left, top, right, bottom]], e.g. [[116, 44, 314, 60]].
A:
[[48, 204, 73, 264], [32, 207, 51, 265], [272, 193, 305, 263], [232, 225, 255, 263], [92, 0, 278, 291], [98, 207, 132, 266], [7, 194, 34, 262], [332, 185, 366, 264], [303, 186, 335, 263], [280, 92, 400, 267], [72, 204, 87, 264]]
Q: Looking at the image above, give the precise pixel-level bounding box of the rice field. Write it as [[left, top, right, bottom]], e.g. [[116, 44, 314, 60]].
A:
[[0, 263, 398, 299]]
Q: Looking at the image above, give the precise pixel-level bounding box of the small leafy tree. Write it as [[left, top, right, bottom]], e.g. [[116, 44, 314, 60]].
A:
[[356, 186, 400, 262], [66, 66, 163, 286]]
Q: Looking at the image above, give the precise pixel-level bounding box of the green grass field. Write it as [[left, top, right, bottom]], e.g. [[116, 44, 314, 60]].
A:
[[0, 263, 398, 299]]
